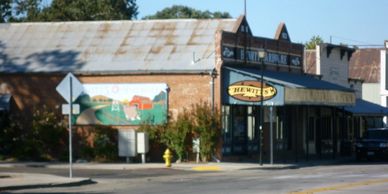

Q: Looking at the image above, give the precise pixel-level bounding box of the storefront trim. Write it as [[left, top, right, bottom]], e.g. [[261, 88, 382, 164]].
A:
[[223, 66, 355, 106], [285, 88, 355, 106]]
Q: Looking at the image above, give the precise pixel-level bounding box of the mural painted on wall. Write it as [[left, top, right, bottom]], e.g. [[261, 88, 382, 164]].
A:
[[74, 83, 168, 125]]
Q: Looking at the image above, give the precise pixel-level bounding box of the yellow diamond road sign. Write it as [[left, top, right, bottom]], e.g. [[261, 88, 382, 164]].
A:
[[56, 73, 83, 103]]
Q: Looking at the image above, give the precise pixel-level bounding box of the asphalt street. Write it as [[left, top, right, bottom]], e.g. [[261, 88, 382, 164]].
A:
[[1, 160, 388, 194]]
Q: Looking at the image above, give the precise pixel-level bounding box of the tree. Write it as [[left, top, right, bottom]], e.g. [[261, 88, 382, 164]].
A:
[[0, 0, 12, 23], [40, 0, 138, 21], [11, 0, 42, 22], [143, 5, 231, 19], [8, 0, 138, 22], [305, 35, 324, 50]]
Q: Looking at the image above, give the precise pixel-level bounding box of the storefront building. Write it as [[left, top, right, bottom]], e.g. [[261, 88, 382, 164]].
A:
[[307, 44, 388, 138], [0, 16, 359, 162], [218, 21, 356, 162]]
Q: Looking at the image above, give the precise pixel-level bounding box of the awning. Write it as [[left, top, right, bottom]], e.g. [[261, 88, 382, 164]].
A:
[[344, 99, 388, 116], [0, 94, 12, 111], [223, 66, 355, 106]]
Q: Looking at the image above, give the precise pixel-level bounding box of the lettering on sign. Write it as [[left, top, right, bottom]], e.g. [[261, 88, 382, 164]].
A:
[[222, 46, 301, 67], [228, 80, 277, 102]]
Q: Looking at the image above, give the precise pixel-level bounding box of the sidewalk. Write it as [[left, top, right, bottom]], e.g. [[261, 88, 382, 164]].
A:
[[0, 158, 352, 191], [0, 172, 95, 191]]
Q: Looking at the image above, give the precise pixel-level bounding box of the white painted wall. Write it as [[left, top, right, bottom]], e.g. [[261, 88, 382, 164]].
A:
[[316, 45, 350, 88], [380, 50, 387, 126], [362, 83, 380, 104]]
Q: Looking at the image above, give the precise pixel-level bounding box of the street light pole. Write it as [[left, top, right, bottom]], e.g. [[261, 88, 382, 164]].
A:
[[258, 50, 266, 166]]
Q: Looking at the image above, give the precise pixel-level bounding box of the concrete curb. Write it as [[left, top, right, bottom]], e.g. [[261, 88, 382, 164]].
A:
[[0, 178, 96, 191]]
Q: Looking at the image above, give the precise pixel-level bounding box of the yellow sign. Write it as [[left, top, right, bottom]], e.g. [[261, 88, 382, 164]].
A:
[[228, 80, 277, 102]]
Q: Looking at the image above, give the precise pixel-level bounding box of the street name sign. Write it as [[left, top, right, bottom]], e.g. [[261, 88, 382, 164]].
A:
[[62, 104, 80, 115]]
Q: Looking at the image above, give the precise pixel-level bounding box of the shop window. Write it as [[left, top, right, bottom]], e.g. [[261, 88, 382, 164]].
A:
[[284, 107, 292, 150], [307, 117, 315, 141], [320, 117, 332, 139], [366, 117, 384, 128], [339, 117, 348, 140], [276, 116, 283, 140], [247, 106, 256, 141], [354, 117, 361, 138], [222, 106, 231, 154], [222, 106, 230, 134]]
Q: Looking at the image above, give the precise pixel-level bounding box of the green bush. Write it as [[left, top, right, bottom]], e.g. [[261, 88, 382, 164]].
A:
[[192, 101, 221, 162], [92, 126, 118, 162], [0, 113, 25, 159], [0, 106, 67, 161], [139, 101, 220, 163], [28, 106, 68, 161], [77, 126, 118, 162], [162, 109, 192, 162]]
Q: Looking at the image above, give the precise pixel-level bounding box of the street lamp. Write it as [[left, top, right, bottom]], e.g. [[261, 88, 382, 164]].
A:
[[258, 50, 266, 166]]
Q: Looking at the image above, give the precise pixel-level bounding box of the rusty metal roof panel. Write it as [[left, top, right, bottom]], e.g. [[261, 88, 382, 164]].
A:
[[0, 18, 238, 73], [304, 50, 316, 74], [349, 48, 382, 83]]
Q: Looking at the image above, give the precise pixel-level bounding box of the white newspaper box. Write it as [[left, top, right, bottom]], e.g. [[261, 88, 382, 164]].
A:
[[136, 132, 149, 154], [137, 132, 149, 163], [118, 130, 137, 157]]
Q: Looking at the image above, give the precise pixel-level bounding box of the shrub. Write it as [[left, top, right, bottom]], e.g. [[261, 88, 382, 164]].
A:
[[139, 101, 220, 163], [92, 126, 118, 162], [161, 109, 192, 162], [77, 126, 118, 162], [192, 101, 221, 162], [28, 106, 68, 161], [0, 113, 25, 159]]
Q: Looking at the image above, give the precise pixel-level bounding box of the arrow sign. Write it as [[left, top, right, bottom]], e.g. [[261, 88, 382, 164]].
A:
[[56, 73, 83, 103]]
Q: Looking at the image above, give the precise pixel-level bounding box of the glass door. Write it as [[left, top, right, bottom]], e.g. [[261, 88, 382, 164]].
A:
[[231, 106, 248, 154]]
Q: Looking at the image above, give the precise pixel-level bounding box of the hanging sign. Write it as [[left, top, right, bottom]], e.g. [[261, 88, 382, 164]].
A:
[[228, 80, 277, 102]]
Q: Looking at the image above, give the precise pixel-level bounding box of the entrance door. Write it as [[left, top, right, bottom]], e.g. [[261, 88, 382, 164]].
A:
[[222, 105, 258, 156], [231, 106, 248, 154]]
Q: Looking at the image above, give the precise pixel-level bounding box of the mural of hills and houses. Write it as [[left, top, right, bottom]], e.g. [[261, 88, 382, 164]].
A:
[[75, 90, 167, 125]]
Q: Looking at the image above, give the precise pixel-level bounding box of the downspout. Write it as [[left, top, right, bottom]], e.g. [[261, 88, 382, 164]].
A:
[[210, 68, 221, 163], [210, 68, 217, 114]]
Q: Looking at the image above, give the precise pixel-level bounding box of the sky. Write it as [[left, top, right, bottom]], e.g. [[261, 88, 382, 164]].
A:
[[137, 0, 388, 47]]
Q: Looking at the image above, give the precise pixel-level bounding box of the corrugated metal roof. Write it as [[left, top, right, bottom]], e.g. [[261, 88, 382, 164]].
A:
[[349, 48, 382, 83], [304, 50, 316, 74], [0, 19, 239, 74]]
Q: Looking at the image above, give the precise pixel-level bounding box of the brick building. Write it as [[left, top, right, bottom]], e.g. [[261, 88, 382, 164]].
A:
[[0, 16, 359, 163]]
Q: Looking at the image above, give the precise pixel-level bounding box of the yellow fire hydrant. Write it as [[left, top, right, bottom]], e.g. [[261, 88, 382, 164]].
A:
[[163, 148, 173, 167]]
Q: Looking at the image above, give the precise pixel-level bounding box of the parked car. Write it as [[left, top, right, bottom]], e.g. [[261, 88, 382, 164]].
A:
[[355, 128, 388, 160]]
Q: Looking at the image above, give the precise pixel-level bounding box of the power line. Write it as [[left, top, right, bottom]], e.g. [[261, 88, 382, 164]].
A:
[[330, 35, 381, 46]]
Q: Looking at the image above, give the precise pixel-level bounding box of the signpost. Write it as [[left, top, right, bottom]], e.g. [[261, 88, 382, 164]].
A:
[[56, 73, 83, 178]]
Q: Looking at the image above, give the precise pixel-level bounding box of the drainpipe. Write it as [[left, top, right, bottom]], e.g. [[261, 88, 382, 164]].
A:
[[210, 68, 217, 114]]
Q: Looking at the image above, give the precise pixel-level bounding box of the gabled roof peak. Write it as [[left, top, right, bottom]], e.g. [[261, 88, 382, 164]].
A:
[[274, 22, 291, 42]]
